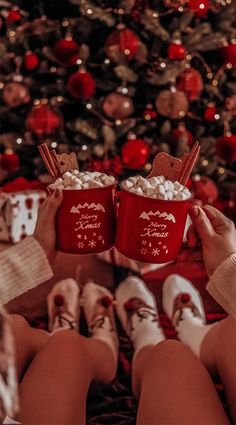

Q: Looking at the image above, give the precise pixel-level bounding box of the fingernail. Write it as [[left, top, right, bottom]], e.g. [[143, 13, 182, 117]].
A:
[[54, 189, 61, 198], [190, 205, 200, 218]]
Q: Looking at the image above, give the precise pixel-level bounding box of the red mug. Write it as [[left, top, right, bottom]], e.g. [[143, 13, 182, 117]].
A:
[[56, 184, 116, 254], [115, 186, 193, 263]]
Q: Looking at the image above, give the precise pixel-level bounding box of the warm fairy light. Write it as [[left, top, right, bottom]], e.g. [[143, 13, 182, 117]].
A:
[[0, 83, 4, 89], [87, 8, 93, 15], [76, 59, 82, 65], [51, 142, 58, 148], [121, 87, 128, 94], [117, 8, 124, 14], [202, 159, 209, 166], [178, 6, 184, 11], [145, 163, 152, 171], [81, 144, 88, 150], [50, 66, 57, 73], [214, 114, 220, 120], [16, 138, 22, 144], [199, 3, 205, 9], [145, 114, 151, 121], [186, 54, 192, 60], [179, 111, 186, 117], [218, 167, 225, 175], [86, 103, 92, 109], [115, 119, 122, 126], [34, 99, 40, 106], [9, 30, 16, 38], [104, 58, 110, 64], [207, 72, 213, 79], [152, 12, 158, 17], [160, 62, 166, 68], [62, 20, 69, 27], [56, 96, 64, 103], [212, 79, 218, 86], [226, 63, 233, 69], [124, 49, 131, 55]]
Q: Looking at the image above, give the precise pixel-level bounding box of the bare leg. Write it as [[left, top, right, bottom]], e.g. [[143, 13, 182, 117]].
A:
[[134, 340, 229, 425], [10, 314, 49, 380], [19, 330, 116, 425], [201, 316, 236, 423]]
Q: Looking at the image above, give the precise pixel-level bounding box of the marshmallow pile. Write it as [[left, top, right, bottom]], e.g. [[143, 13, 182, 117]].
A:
[[49, 170, 115, 190], [122, 175, 191, 200]]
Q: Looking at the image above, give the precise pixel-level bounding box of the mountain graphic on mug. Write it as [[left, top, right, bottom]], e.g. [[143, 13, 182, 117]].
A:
[[70, 203, 106, 214], [139, 210, 176, 223]]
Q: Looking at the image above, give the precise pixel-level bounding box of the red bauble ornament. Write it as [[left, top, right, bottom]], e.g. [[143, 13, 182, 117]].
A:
[[7, 9, 21, 23], [220, 43, 236, 68], [171, 124, 194, 147], [67, 70, 95, 100], [122, 139, 150, 169], [26, 104, 63, 136], [105, 28, 140, 62], [0, 149, 20, 173], [191, 176, 218, 205], [24, 52, 39, 71], [216, 134, 236, 162], [54, 38, 80, 66], [3, 82, 30, 108], [188, 0, 209, 17], [204, 104, 217, 122], [168, 43, 186, 60], [155, 90, 189, 119], [88, 156, 123, 176], [176, 68, 203, 102], [103, 92, 134, 120]]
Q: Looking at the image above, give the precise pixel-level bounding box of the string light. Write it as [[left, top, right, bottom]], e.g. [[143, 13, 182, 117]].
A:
[[51, 142, 58, 148], [16, 138, 22, 144], [50, 66, 57, 73], [202, 159, 209, 166], [160, 62, 166, 69], [115, 119, 122, 126], [56, 96, 64, 103], [214, 114, 220, 120], [87, 8, 93, 15], [0, 83, 4, 89], [81, 144, 88, 150], [218, 167, 225, 175], [104, 58, 110, 64], [76, 59, 82, 65], [86, 103, 92, 109]]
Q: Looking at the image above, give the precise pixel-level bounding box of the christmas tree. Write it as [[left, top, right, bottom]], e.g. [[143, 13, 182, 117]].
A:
[[0, 0, 235, 220]]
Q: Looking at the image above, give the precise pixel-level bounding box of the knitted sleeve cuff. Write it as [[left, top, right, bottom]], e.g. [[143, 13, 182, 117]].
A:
[[0, 236, 53, 305], [206, 253, 236, 319]]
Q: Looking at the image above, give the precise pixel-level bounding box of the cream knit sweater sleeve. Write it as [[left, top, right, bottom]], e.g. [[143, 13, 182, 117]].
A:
[[0, 237, 53, 305], [207, 253, 236, 319]]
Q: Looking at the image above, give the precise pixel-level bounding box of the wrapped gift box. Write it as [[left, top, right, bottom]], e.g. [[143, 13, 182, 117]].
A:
[[0, 190, 46, 243]]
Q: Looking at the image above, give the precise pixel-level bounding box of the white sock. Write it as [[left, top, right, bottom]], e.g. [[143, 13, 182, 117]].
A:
[[162, 274, 216, 357], [81, 282, 118, 362], [115, 276, 165, 357], [47, 278, 80, 333]]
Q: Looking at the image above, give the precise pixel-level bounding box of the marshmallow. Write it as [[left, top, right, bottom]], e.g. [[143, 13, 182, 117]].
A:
[[122, 174, 191, 201], [49, 170, 115, 191]]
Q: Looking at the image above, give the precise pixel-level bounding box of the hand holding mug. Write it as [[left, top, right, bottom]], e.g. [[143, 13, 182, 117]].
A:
[[188, 205, 236, 277]]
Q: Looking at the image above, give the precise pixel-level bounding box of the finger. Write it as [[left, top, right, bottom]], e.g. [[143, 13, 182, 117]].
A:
[[186, 224, 199, 248], [202, 205, 232, 230], [189, 205, 215, 242], [45, 189, 63, 218]]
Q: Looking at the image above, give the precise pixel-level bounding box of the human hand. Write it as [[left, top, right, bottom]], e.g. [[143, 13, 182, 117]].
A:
[[34, 189, 63, 262], [187, 205, 236, 277]]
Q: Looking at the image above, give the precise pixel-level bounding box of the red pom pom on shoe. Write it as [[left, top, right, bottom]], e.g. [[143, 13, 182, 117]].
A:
[[100, 296, 113, 307], [181, 293, 191, 303], [54, 294, 65, 307], [124, 299, 135, 312]]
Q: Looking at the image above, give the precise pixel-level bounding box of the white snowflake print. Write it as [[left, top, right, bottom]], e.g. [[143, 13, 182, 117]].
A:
[[142, 240, 147, 246], [102, 239, 105, 244], [93, 232, 97, 237], [149, 242, 152, 248], [89, 240, 96, 248], [165, 249, 169, 254], [77, 234, 82, 239], [158, 242, 162, 245], [140, 248, 148, 255], [84, 235, 87, 240], [77, 242, 84, 248], [152, 248, 160, 256], [98, 235, 103, 240], [163, 245, 167, 249]]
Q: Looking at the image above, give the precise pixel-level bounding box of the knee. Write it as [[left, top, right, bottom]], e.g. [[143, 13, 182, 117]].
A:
[[10, 314, 30, 331]]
